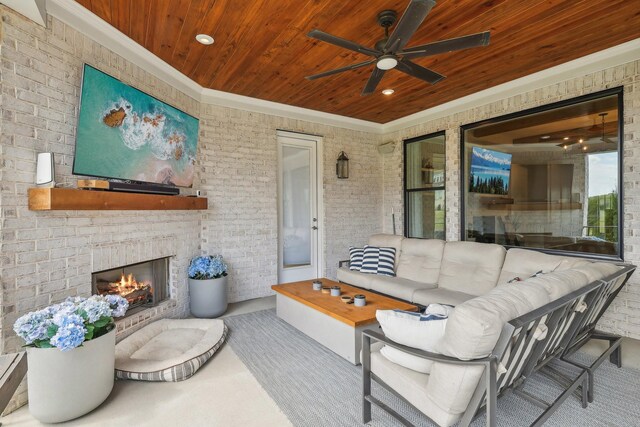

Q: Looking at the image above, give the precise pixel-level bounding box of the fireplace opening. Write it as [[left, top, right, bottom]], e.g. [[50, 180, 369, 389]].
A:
[[92, 257, 170, 316]]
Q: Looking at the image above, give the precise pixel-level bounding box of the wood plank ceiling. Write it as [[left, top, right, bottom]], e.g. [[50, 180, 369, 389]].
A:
[[74, 0, 640, 123]]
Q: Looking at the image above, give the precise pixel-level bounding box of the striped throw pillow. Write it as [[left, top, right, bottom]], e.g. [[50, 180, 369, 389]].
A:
[[360, 245, 396, 276], [348, 247, 364, 271]]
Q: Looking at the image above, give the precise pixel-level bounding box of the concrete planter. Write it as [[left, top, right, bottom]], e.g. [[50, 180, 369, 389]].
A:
[[26, 328, 116, 423], [189, 276, 228, 318]]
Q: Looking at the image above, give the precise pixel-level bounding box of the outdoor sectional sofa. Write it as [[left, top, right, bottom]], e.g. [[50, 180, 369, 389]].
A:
[[336, 234, 635, 427]]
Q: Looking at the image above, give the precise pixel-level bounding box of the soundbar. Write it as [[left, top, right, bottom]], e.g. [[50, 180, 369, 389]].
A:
[[77, 179, 179, 195]]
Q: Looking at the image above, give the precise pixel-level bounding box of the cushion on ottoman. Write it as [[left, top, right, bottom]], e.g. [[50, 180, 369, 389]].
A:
[[115, 318, 227, 382]]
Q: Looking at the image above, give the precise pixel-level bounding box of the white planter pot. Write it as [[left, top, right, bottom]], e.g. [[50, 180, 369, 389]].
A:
[[26, 328, 116, 423], [189, 276, 228, 318]]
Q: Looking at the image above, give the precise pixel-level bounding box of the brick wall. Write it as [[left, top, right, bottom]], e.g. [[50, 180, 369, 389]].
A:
[[381, 60, 640, 339], [0, 8, 203, 412], [199, 105, 383, 302]]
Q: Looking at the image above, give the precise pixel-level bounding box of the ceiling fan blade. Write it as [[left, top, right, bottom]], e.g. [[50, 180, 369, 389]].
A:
[[361, 68, 386, 96], [384, 0, 436, 53], [400, 31, 490, 59], [308, 29, 380, 57], [396, 59, 445, 84], [306, 59, 376, 80]]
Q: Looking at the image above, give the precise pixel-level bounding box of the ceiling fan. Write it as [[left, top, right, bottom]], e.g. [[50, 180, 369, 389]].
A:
[[591, 112, 616, 144], [305, 0, 491, 96], [555, 112, 617, 149]]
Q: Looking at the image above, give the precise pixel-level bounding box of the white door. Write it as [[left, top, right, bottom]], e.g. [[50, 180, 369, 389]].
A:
[[277, 131, 323, 283]]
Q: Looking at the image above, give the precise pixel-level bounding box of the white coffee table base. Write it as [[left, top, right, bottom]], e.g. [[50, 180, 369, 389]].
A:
[[275, 294, 375, 365]]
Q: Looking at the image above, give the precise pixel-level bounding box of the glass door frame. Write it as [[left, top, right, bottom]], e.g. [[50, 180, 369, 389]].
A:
[[403, 131, 446, 239], [276, 130, 325, 282]]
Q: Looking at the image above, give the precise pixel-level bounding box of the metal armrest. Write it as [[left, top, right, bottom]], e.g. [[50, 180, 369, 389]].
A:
[[362, 329, 493, 366], [338, 259, 350, 268]]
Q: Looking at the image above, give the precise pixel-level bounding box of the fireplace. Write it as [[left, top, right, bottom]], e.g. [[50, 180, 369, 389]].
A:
[[92, 257, 170, 316]]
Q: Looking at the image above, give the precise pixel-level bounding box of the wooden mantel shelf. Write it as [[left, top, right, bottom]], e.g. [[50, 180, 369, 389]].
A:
[[28, 188, 208, 211]]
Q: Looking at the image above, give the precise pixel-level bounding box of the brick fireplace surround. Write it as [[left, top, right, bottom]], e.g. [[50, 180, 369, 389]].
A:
[[2, 2, 640, 417]]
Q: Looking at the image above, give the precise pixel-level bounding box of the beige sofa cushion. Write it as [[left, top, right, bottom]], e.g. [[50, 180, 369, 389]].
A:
[[412, 288, 475, 306], [577, 262, 621, 282], [426, 280, 550, 414], [369, 275, 436, 302], [370, 350, 460, 427], [524, 269, 590, 300], [369, 234, 404, 269], [336, 267, 373, 289], [497, 248, 564, 286], [396, 239, 446, 284], [438, 241, 506, 296]]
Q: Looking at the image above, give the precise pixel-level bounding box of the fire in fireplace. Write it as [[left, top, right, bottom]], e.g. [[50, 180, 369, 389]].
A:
[[92, 257, 169, 316]]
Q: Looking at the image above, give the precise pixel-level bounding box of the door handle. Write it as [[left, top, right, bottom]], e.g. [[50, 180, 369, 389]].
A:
[[312, 226, 318, 230]]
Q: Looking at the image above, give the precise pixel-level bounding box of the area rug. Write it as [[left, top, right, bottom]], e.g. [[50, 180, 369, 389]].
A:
[[225, 308, 640, 427]]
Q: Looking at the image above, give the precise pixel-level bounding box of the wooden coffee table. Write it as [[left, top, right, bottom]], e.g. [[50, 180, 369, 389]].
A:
[[271, 278, 417, 365]]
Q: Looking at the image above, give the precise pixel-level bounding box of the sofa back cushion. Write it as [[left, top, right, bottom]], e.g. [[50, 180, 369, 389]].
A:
[[573, 262, 621, 283], [396, 239, 445, 284], [497, 248, 564, 286], [438, 241, 506, 296], [426, 279, 550, 414], [524, 269, 591, 300]]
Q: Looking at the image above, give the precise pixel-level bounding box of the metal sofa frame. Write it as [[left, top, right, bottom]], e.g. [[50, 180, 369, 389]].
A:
[[555, 264, 635, 402], [362, 264, 635, 427]]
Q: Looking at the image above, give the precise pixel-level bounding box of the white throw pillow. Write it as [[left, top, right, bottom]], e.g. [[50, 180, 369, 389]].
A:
[[376, 304, 453, 373]]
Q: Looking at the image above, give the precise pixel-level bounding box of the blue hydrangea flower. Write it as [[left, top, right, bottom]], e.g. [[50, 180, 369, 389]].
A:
[[78, 297, 112, 323], [52, 312, 84, 329], [50, 321, 87, 351], [189, 255, 227, 279], [13, 310, 52, 345], [14, 294, 127, 350], [103, 295, 129, 318]]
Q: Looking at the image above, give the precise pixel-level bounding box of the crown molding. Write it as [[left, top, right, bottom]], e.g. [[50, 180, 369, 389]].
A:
[[200, 89, 380, 133], [380, 37, 640, 134], [42, 1, 640, 136]]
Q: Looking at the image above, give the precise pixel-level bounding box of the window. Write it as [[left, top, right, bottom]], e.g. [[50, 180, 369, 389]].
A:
[[404, 132, 446, 239], [461, 88, 623, 259]]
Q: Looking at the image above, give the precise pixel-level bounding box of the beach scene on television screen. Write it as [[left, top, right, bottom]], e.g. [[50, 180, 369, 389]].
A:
[[75, 65, 199, 187], [469, 146, 512, 195]]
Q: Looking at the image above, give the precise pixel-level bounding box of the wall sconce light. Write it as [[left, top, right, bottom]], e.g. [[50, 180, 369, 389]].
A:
[[336, 151, 349, 179]]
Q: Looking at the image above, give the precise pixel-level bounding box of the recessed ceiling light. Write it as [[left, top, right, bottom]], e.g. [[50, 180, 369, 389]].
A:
[[583, 145, 588, 151], [541, 135, 551, 140], [579, 138, 584, 143], [196, 34, 214, 45], [563, 145, 568, 150], [382, 89, 394, 96], [563, 137, 570, 140]]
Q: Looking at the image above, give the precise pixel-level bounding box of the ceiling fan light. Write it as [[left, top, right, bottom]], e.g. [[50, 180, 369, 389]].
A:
[[382, 89, 394, 95], [377, 56, 398, 70]]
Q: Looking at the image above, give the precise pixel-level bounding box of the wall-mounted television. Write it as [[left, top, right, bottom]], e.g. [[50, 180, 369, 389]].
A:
[[73, 64, 199, 188], [469, 146, 512, 195]]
